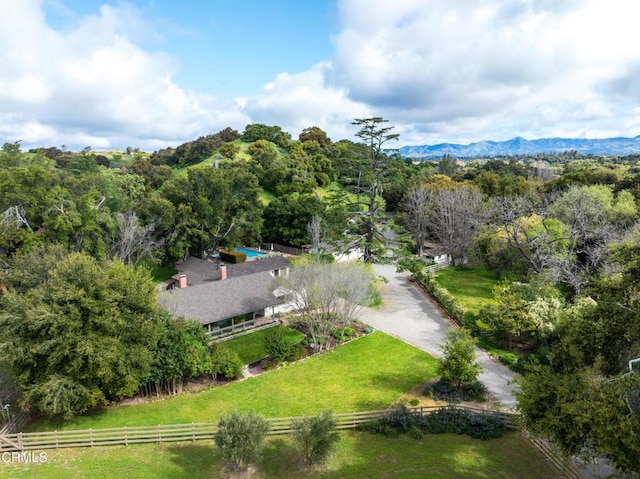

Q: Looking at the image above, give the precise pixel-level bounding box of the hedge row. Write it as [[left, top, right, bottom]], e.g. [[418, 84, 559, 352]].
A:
[[219, 249, 247, 264], [369, 405, 505, 440], [414, 270, 467, 325]]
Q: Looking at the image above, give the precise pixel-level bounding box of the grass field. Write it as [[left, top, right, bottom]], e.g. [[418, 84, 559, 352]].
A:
[[7, 331, 562, 478], [144, 262, 178, 282], [0, 430, 561, 479], [30, 332, 438, 432], [435, 266, 500, 313], [221, 327, 305, 365]]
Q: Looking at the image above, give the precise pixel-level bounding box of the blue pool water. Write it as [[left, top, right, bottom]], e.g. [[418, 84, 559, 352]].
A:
[[235, 247, 268, 258]]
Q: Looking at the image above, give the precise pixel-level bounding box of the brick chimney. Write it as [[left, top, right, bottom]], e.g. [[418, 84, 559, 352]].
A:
[[178, 274, 187, 289], [220, 264, 227, 281]]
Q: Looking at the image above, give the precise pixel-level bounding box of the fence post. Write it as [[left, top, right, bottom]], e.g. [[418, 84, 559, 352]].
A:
[[156, 425, 160, 444], [124, 426, 128, 446], [192, 423, 195, 442], [55, 430, 58, 449], [90, 428, 93, 447]]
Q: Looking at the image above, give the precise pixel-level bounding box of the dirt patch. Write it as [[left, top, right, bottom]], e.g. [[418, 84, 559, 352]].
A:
[[399, 384, 444, 408]]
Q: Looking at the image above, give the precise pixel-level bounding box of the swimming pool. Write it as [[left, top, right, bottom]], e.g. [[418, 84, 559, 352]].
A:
[[235, 247, 268, 258]]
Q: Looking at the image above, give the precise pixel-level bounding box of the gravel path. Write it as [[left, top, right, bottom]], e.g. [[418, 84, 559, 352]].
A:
[[361, 263, 519, 410]]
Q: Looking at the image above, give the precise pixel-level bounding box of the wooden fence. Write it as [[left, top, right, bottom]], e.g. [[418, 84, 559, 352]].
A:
[[0, 412, 31, 436], [0, 405, 515, 452], [260, 243, 304, 256]]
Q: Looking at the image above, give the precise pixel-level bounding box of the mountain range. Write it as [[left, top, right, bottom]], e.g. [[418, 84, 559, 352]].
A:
[[398, 135, 640, 159]]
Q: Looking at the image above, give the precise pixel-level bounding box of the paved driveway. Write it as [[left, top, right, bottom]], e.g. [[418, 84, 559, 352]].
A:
[[361, 263, 519, 409]]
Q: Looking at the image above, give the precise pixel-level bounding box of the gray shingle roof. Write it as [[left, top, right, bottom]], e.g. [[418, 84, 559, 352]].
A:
[[159, 271, 284, 325], [175, 255, 290, 286]]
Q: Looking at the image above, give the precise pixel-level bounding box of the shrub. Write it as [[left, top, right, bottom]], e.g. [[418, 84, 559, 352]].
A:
[[422, 407, 504, 439], [219, 249, 247, 264], [370, 405, 505, 440], [214, 411, 270, 471], [414, 271, 467, 325], [331, 326, 356, 342], [423, 380, 463, 403], [292, 411, 340, 465], [370, 405, 426, 439], [437, 329, 483, 390], [210, 344, 243, 380], [287, 343, 308, 362], [263, 326, 292, 365], [367, 286, 382, 307], [463, 380, 488, 402], [423, 379, 488, 403]]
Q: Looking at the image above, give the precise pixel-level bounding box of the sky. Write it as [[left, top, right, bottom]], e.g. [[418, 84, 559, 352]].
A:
[[1, 0, 640, 151]]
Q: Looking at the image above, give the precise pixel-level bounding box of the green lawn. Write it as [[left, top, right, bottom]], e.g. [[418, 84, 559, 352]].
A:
[[0, 431, 561, 479], [144, 262, 178, 282], [435, 266, 500, 314], [30, 332, 438, 431], [220, 327, 305, 365]]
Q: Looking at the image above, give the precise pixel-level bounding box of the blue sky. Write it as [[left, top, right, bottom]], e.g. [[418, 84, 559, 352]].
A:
[[1, 0, 640, 150], [42, 0, 337, 98]]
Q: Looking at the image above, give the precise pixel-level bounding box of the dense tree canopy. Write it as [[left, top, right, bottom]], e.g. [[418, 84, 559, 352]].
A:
[[0, 248, 162, 417], [161, 166, 262, 259], [262, 194, 324, 247]]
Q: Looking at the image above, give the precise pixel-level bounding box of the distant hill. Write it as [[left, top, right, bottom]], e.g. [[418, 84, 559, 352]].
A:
[[398, 135, 640, 159]]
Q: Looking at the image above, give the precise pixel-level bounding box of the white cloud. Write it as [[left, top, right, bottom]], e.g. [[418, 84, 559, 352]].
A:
[[2, 0, 640, 150], [243, 0, 640, 145], [325, 0, 640, 143], [243, 63, 371, 141], [0, 0, 249, 150]]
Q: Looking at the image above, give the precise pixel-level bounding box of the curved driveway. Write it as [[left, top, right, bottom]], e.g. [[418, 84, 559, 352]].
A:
[[361, 263, 519, 410]]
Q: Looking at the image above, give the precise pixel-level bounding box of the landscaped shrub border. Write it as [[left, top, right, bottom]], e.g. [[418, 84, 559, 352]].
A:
[[414, 270, 521, 372], [414, 270, 467, 326], [422, 379, 488, 403], [368, 405, 505, 440]]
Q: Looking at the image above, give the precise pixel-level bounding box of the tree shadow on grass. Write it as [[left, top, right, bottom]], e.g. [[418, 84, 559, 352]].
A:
[[28, 406, 111, 432], [260, 437, 303, 477], [164, 438, 302, 479], [164, 442, 220, 479], [328, 430, 560, 479]]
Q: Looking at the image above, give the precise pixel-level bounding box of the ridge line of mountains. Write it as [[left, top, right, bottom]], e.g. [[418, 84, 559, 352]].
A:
[[398, 135, 640, 158]]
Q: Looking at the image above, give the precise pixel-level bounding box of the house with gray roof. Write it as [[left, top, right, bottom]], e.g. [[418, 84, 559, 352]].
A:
[[158, 255, 292, 337]]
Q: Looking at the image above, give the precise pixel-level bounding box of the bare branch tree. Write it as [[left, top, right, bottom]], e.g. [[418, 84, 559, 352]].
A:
[[401, 184, 432, 258], [490, 187, 632, 294], [490, 196, 554, 274], [1, 205, 32, 233], [109, 212, 164, 266], [428, 186, 486, 264], [307, 214, 323, 261], [282, 262, 373, 351]]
